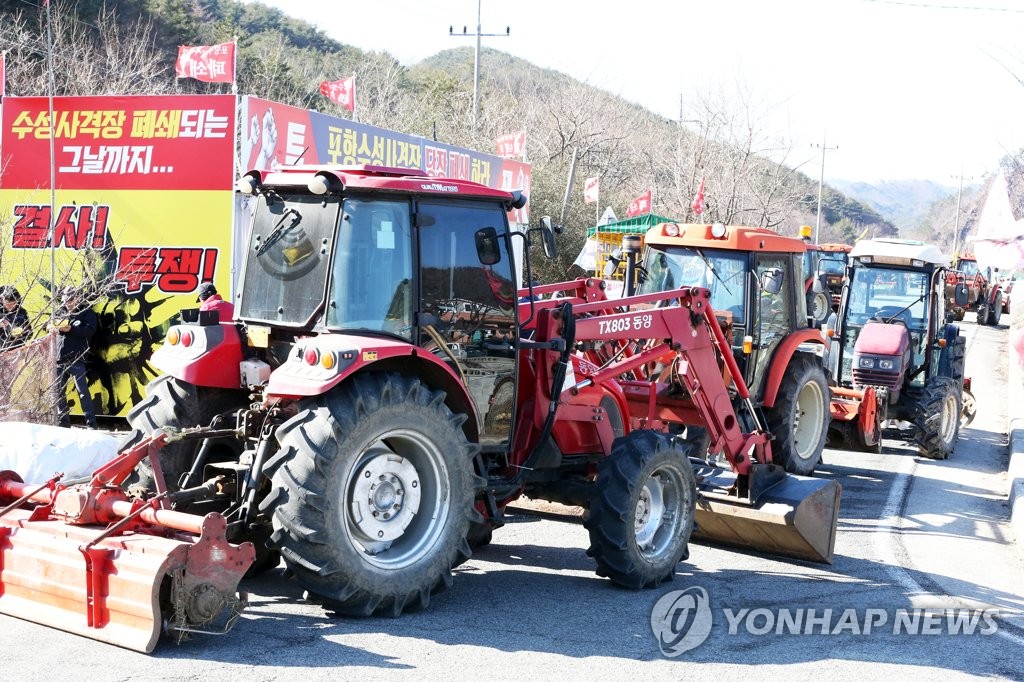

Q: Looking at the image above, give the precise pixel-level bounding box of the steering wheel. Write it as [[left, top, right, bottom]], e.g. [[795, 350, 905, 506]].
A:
[[872, 306, 911, 326]]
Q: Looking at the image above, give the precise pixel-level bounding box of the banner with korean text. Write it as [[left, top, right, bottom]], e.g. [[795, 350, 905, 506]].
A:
[[240, 96, 532, 283], [0, 94, 236, 417]]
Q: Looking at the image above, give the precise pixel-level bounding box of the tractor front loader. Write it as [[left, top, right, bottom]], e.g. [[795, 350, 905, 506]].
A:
[[0, 165, 840, 652]]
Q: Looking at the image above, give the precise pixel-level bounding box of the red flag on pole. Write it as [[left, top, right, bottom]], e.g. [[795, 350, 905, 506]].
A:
[[691, 176, 706, 216], [320, 76, 356, 112], [496, 131, 526, 159], [626, 189, 652, 218], [584, 176, 599, 204], [175, 42, 236, 84]]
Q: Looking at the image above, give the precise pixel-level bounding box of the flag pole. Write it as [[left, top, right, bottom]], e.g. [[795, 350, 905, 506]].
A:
[[45, 0, 56, 313], [351, 71, 358, 123], [231, 36, 238, 95]]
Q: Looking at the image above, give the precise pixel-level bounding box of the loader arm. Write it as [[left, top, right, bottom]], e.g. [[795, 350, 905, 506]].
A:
[[531, 286, 771, 476], [527, 285, 840, 564]]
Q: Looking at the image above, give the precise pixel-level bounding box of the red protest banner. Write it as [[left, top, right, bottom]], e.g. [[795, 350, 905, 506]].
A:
[[691, 176, 706, 215], [175, 42, 235, 84], [319, 76, 355, 112], [495, 130, 526, 159], [626, 189, 652, 218], [0, 95, 236, 191]]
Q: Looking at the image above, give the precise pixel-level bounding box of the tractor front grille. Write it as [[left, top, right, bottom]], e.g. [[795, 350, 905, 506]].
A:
[[853, 368, 900, 389]]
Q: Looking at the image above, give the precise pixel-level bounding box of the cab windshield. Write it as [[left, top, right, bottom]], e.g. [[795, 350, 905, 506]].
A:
[[846, 266, 928, 327], [639, 246, 747, 320], [959, 259, 979, 278], [819, 255, 847, 275], [238, 193, 339, 325]]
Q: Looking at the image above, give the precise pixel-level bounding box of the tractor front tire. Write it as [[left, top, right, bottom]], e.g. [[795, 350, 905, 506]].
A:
[[124, 375, 247, 493], [584, 430, 696, 590], [764, 355, 830, 475], [912, 377, 961, 459], [265, 373, 483, 616]]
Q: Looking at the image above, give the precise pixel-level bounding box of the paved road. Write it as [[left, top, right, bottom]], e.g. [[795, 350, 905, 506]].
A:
[[2, 323, 1022, 681]]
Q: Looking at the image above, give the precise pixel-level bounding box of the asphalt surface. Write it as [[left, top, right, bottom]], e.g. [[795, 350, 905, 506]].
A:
[[1, 319, 1022, 680]]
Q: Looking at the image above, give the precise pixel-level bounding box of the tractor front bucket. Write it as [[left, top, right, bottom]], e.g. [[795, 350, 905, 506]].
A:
[[690, 462, 841, 564], [0, 472, 255, 653]]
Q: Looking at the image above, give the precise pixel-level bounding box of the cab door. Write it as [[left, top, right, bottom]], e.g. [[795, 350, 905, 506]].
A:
[[416, 200, 518, 447]]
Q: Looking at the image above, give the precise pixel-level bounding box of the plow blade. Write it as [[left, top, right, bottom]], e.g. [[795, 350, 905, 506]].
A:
[[691, 464, 841, 564], [0, 507, 254, 653]]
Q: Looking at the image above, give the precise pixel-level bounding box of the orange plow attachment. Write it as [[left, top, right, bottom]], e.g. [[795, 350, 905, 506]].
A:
[[0, 434, 254, 653]]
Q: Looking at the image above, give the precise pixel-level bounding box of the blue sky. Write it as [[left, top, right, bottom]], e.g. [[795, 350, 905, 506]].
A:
[[246, 0, 1024, 186]]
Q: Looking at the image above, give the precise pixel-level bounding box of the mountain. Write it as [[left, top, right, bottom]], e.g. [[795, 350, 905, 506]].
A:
[[830, 179, 956, 234]]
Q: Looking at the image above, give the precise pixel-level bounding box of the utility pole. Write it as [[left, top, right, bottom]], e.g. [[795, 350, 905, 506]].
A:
[[449, 1, 510, 128], [812, 134, 839, 244], [951, 169, 973, 260]]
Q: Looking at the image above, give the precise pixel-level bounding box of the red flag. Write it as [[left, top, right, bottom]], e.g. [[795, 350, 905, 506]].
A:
[[584, 176, 599, 204], [691, 176, 706, 216], [626, 189, 652, 218], [320, 76, 355, 112], [496, 131, 526, 159], [175, 42, 235, 84]]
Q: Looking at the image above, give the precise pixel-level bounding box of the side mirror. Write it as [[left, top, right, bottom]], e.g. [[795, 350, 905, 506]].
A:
[[761, 267, 784, 295], [812, 275, 825, 294], [954, 282, 969, 307], [475, 227, 501, 266], [540, 216, 559, 259]]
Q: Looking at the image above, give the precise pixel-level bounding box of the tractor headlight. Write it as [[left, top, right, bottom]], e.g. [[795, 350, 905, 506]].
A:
[[879, 359, 894, 370], [858, 357, 875, 369]]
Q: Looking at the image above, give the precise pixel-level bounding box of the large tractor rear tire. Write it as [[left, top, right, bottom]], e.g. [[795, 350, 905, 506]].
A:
[[265, 373, 483, 616], [990, 292, 1004, 325], [584, 430, 696, 589], [764, 355, 830, 475], [124, 375, 247, 493], [912, 377, 960, 459], [976, 304, 990, 325]]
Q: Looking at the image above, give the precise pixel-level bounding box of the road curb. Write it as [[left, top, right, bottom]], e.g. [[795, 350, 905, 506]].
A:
[[1007, 316, 1024, 552]]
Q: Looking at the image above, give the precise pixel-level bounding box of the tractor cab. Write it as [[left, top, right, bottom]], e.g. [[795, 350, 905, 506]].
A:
[[834, 239, 949, 399], [637, 222, 811, 400], [233, 165, 527, 447]]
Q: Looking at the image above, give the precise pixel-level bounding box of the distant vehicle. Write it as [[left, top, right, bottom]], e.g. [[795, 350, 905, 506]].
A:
[[944, 253, 1009, 325]]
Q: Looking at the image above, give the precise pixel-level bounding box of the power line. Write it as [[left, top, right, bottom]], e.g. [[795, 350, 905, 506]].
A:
[[860, 0, 1024, 13]]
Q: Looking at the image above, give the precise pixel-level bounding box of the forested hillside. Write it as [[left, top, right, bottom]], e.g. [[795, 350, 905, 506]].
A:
[[0, 0, 898, 280]]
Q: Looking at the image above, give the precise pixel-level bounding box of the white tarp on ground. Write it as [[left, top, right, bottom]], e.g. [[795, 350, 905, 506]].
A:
[[973, 171, 1024, 270], [0, 422, 122, 482]]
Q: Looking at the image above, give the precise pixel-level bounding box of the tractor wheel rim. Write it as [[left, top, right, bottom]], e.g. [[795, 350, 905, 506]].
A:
[[940, 393, 958, 445], [346, 430, 450, 570], [793, 379, 826, 461], [634, 465, 690, 560]]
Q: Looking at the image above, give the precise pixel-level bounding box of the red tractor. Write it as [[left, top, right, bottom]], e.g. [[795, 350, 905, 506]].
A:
[[825, 238, 971, 456], [0, 166, 840, 652], [635, 222, 832, 476], [944, 252, 1009, 325]]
